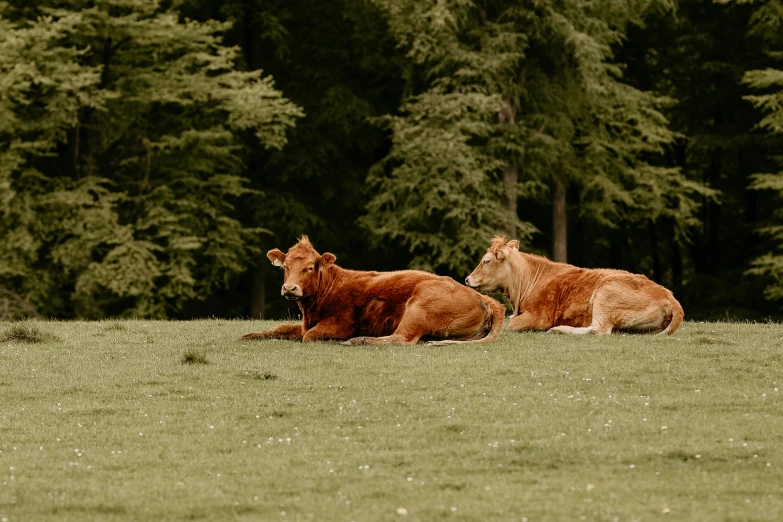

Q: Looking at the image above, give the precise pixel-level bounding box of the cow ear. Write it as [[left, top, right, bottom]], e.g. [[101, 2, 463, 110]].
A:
[[507, 240, 520, 251], [267, 249, 286, 267], [319, 252, 336, 268], [496, 250, 505, 260]]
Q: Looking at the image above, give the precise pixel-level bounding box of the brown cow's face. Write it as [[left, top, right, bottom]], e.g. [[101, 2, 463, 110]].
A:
[[267, 241, 336, 301], [465, 240, 519, 293]]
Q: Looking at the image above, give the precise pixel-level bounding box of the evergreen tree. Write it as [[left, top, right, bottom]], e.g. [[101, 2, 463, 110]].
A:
[[625, 0, 779, 317], [175, 0, 406, 318], [364, 0, 710, 276], [0, 0, 301, 318], [2, 0, 781, 320], [742, 0, 783, 303]]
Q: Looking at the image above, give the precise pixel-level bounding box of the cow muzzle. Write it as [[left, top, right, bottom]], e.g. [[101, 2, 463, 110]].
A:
[[281, 284, 303, 300], [465, 275, 479, 289]]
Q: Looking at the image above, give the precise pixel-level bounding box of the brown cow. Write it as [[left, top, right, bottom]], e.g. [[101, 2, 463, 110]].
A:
[[242, 236, 506, 345], [465, 237, 684, 335]]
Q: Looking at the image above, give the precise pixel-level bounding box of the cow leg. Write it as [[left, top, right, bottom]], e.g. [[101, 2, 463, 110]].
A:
[[589, 284, 671, 334], [618, 305, 669, 333], [303, 318, 354, 342], [508, 311, 550, 332], [343, 300, 430, 346], [241, 324, 304, 341], [547, 318, 613, 335], [341, 333, 410, 346], [546, 325, 594, 335]]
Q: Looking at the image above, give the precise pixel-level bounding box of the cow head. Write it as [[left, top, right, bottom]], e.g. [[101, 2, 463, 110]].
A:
[[267, 236, 336, 301], [465, 237, 519, 293]]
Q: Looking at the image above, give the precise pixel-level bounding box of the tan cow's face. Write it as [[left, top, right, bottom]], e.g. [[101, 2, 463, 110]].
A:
[[267, 239, 336, 301], [465, 240, 519, 293]]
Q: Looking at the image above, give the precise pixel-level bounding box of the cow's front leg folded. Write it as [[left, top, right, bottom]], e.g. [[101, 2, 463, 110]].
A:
[[546, 325, 595, 335], [241, 324, 304, 341], [508, 311, 550, 332], [341, 336, 371, 346], [341, 334, 410, 346], [302, 318, 354, 342]]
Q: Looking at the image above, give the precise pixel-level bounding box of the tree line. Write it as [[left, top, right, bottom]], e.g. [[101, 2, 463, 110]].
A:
[[1, 0, 782, 320]]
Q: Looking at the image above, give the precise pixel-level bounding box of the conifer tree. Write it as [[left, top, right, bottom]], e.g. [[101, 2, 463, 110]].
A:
[[742, 0, 783, 302], [365, 0, 710, 273]]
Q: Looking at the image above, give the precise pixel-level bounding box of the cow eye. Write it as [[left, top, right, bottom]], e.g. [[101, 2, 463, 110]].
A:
[[483, 259, 491, 265], [305, 266, 314, 272]]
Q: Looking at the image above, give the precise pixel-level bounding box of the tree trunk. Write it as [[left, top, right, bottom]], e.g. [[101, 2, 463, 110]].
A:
[[72, 122, 80, 177], [649, 221, 661, 282], [552, 178, 567, 263], [497, 96, 517, 239], [693, 149, 721, 274], [251, 265, 266, 319], [503, 163, 518, 239], [671, 238, 683, 298]]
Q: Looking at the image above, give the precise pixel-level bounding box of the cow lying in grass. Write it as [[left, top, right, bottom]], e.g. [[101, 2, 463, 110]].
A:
[[465, 237, 684, 335], [242, 236, 506, 345]]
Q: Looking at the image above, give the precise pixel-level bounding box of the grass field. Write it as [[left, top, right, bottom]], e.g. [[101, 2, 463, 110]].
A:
[[1, 320, 782, 521]]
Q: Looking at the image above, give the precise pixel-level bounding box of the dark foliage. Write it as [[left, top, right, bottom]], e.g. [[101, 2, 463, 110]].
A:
[[1, 0, 782, 320]]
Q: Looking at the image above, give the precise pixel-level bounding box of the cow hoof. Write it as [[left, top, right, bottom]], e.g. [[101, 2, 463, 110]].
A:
[[241, 333, 266, 340], [545, 328, 564, 335], [343, 337, 369, 346]]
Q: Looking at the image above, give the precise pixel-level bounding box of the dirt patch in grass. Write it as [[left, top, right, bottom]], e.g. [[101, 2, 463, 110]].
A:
[[242, 369, 278, 380], [182, 349, 209, 365], [442, 423, 465, 433], [694, 336, 732, 345], [103, 322, 127, 331], [662, 449, 696, 461], [0, 322, 58, 343]]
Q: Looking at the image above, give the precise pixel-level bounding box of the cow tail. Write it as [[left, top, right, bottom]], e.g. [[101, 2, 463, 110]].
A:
[[476, 295, 506, 343], [657, 298, 684, 336]]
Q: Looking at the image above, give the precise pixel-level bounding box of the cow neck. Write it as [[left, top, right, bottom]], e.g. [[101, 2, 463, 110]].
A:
[[299, 264, 341, 320], [509, 253, 546, 316]]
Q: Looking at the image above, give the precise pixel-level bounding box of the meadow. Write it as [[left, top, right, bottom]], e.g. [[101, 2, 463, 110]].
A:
[[0, 320, 781, 521]]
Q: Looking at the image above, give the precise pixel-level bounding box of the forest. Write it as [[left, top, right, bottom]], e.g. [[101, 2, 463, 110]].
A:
[[1, 0, 782, 321]]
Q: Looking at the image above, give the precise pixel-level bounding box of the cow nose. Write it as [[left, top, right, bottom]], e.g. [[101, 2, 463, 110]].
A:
[[465, 276, 470, 285], [281, 284, 302, 301]]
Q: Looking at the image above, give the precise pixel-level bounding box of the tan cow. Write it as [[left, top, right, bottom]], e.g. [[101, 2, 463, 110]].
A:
[[242, 236, 506, 345], [465, 237, 684, 335]]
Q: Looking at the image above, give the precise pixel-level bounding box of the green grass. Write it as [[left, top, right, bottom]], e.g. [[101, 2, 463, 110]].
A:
[[0, 320, 782, 521], [0, 323, 56, 344]]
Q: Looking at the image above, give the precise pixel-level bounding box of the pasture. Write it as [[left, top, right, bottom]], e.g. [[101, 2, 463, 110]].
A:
[[0, 320, 782, 521]]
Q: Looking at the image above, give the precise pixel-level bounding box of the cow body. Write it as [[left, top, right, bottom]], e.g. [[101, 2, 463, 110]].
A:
[[466, 238, 684, 335], [242, 237, 506, 345]]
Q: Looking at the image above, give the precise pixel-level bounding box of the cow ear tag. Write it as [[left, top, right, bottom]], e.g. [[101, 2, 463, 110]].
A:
[[496, 251, 504, 260]]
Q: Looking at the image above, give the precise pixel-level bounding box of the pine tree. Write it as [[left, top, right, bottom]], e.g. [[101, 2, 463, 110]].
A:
[[364, 0, 710, 275], [742, 0, 783, 302], [362, 0, 534, 273]]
